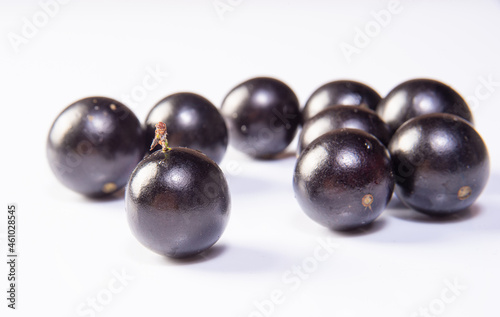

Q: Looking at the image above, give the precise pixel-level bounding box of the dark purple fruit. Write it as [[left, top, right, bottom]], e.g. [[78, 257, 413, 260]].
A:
[[298, 105, 391, 154], [126, 148, 230, 258], [47, 97, 145, 197], [376, 78, 473, 134], [302, 80, 381, 123], [389, 113, 489, 216], [145, 93, 228, 164], [220, 77, 301, 158], [294, 129, 394, 230]]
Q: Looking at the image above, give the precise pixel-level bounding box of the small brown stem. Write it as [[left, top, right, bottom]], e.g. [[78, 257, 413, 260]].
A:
[[150, 122, 171, 152]]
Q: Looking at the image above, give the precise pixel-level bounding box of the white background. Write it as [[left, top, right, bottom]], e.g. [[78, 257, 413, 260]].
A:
[[1, 1, 500, 316]]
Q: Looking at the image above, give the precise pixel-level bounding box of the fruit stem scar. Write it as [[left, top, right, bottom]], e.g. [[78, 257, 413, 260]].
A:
[[362, 194, 374, 210], [102, 182, 117, 193], [150, 122, 171, 152], [457, 186, 472, 200]]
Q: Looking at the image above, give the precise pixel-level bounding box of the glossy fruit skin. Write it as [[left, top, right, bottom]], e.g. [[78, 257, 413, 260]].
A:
[[376, 78, 473, 134], [145, 93, 228, 164], [47, 97, 145, 197], [220, 77, 301, 158], [302, 80, 381, 123], [294, 129, 394, 230], [389, 113, 489, 216], [126, 148, 230, 258], [298, 105, 391, 154]]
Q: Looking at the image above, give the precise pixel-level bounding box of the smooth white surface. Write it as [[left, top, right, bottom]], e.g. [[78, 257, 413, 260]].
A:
[[1, 1, 500, 316]]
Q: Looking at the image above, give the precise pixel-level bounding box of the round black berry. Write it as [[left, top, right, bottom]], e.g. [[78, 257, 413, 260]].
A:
[[302, 80, 381, 123], [145, 93, 228, 164], [294, 129, 394, 230], [220, 77, 301, 158], [298, 105, 391, 154], [126, 148, 230, 258], [389, 113, 489, 216], [376, 78, 473, 134], [47, 97, 145, 197]]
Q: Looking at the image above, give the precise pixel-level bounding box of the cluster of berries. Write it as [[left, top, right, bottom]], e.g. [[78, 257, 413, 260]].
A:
[[47, 77, 489, 258]]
